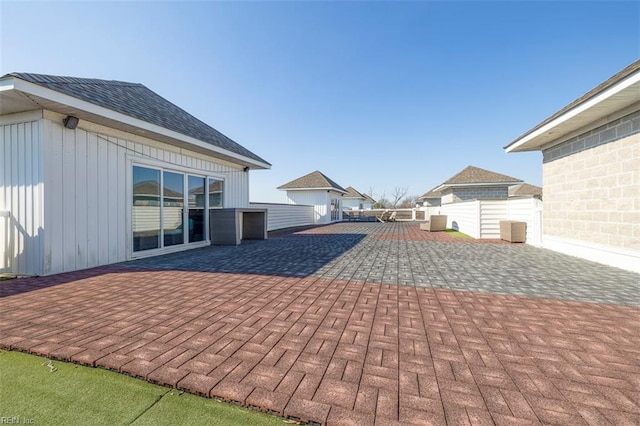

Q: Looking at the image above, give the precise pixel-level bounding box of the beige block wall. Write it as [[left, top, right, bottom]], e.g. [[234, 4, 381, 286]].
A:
[[543, 132, 640, 251]]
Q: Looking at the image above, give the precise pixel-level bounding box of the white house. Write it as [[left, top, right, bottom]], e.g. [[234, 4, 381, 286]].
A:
[[342, 186, 375, 210], [277, 170, 346, 224], [505, 60, 639, 273], [0, 73, 270, 276]]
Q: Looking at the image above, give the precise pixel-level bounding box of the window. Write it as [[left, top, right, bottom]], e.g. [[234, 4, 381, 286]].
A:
[[163, 171, 184, 247], [208, 177, 223, 208], [132, 163, 224, 253], [132, 166, 161, 251]]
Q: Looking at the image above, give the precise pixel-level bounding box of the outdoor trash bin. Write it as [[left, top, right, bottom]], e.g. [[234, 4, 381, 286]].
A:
[[500, 220, 526, 243]]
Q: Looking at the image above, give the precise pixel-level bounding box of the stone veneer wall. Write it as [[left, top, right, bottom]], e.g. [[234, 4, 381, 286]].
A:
[[441, 186, 508, 204], [542, 110, 640, 252]]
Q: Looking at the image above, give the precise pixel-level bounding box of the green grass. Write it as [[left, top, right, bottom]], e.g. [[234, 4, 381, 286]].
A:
[[445, 229, 473, 239], [0, 350, 285, 426]]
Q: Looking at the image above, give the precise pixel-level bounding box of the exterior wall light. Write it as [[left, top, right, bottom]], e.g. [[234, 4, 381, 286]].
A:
[[63, 115, 79, 129]]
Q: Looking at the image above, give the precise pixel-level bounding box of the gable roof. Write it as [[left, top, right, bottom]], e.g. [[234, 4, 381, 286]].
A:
[[505, 59, 640, 152], [362, 193, 376, 203], [277, 170, 347, 193], [343, 186, 366, 199], [0, 72, 270, 168], [417, 187, 442, 201], [509, 183, 543, 198], [439, 166, 522, 188], [343, 187, 376, 203]]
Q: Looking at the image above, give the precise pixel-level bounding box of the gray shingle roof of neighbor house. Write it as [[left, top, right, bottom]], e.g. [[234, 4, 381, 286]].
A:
[[509, 183, 543, 198], [343, 186, 366, 199], [441, 165, 523, 186], [2, 72, 270, 167], [343, 187, 377, 203], [277, 170, 347, 193], [505, 59, 640, 152], [362, 193, 376, 203], [417, 187, 442, 200]]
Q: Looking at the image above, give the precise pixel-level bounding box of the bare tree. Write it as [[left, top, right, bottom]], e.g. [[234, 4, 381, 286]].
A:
[[390, 186, 408, 208], [399, 194, 420, 208], [373, 189, 388, 209]]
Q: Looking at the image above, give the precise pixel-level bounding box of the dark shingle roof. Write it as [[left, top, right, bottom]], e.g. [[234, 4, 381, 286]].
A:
[[418, 187, 442, 200], [362, 193, 376, 203], [277, 170, 346, 193], [343, 186, 365, 199], [5, 72, 269, 165], [443, 166, 522, 185], [509, 183, 543, 197]]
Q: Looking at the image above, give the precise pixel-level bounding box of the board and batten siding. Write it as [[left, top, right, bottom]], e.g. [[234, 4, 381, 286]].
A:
[[250, 203, 314, 231], [0, 111, 44, 275], [40, 111, 249, 275]]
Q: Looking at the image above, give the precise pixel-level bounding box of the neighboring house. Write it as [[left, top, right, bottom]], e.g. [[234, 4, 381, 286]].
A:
[[505, 59, 640, 273], [434, 165, 523, 204], [342, 186, 375, 210], [417, 187, 442, 207], [278, 170, 346, 224], [0, 73, 270, 276], [509, 183, 543, 200], [362, 193, 376, 210]]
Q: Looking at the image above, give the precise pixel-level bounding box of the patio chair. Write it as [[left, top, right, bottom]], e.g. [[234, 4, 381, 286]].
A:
[[376, 210, 389, 223], [420, 215, 447, 232]]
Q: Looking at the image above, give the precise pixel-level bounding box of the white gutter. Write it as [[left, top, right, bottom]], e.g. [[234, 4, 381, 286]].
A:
[[278, 187, 348, 194], [505, 70, 640, 153], [2, 78, 271, 169]]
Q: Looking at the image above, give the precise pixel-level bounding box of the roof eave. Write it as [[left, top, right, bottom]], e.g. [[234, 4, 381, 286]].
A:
[[278, 187, 348, 194], [505, 70, 640, 153], [436, 181, 523, 192], [0, 77, 271, 169]]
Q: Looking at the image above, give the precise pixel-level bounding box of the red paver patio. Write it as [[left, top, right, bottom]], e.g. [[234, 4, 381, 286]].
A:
[[2, 265, 639, 425]]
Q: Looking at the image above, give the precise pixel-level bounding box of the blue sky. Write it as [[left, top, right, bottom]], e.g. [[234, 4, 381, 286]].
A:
[[1, 1, 638, 203]]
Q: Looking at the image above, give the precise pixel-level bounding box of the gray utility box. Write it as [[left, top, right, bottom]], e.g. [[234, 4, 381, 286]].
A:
[[500, 221, 526, 243], [209, 208, 268, 245]]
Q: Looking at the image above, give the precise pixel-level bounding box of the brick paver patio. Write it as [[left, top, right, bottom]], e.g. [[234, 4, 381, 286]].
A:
[[2, 222, 639, 425]]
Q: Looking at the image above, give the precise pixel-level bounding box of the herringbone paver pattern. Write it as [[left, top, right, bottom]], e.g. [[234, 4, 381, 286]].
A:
[[1, 222, 639, 425]]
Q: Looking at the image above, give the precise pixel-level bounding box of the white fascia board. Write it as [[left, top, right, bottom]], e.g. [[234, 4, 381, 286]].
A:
[[0, 79, 16, 91], [505, 71, 640, 153], [280, 187, 347, 193], [8, 78, 271, 169]]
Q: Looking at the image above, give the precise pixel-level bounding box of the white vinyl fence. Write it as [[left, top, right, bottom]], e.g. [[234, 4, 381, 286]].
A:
[[250, 203, 315, 231], [441, 198, 542, 245]]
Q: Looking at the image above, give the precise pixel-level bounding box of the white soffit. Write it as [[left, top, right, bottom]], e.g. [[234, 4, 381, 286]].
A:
[[506, 72, 640, 153]]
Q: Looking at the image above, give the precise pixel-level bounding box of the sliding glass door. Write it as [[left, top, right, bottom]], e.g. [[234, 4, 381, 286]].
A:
[[188, 175, 206, 243], [132, 164, 224, 254], [163, 171, 184, 247], [132, 166, 161, 251]]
